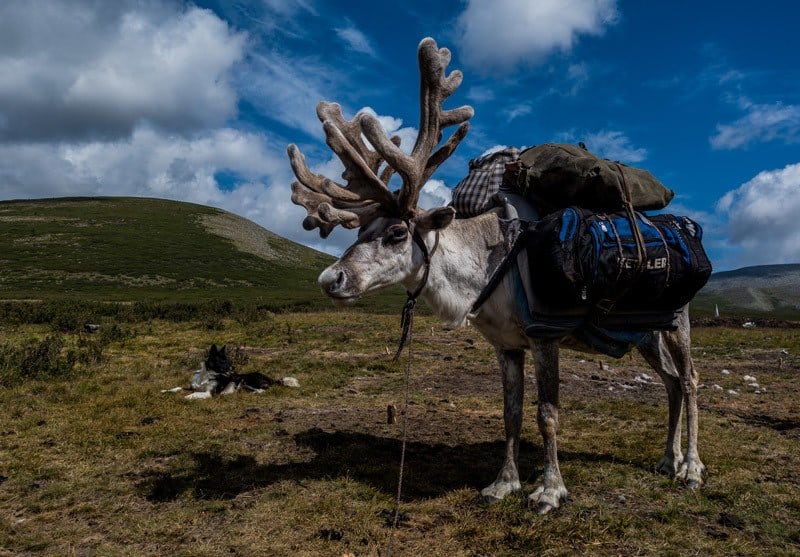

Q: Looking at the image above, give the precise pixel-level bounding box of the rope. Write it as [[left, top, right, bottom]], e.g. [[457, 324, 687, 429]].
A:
[[386, 300, 414, 557]]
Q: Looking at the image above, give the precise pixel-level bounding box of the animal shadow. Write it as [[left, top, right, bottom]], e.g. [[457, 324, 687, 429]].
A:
[[138, 428, 640, 502]]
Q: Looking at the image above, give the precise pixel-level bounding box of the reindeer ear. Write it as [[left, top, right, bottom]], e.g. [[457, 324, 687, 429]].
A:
[[210, 344, 218, 356], [220, 345, 227, 356], [414, 206, 455, 231]]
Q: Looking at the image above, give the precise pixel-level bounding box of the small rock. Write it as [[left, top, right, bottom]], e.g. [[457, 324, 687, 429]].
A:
[[161, 387, 183, 393], [281, 377, 300, 388], [743, 375, 757, 382], [718, 512, 745, 529], [727, 389, 739, 396], [318, 528, 343, 541], [721, 369, 731, 375], [697, 383, 707, 389], [84, 323, 101, 333], [747, 382, 760, 389], [712, 384, 723, 391], [378, 508, 409, 527], [617, 495, 627, 504], [608, 386, 614, 391], [640, 373, 654, 381], [780, 349, 789, 355], [742, 321, 756, 328]]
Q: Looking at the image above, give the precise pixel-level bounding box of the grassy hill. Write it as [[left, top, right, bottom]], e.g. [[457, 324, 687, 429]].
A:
[[0, 197, 404, 311], [4, 197, 798, 319], [694, 264, 800, 319]]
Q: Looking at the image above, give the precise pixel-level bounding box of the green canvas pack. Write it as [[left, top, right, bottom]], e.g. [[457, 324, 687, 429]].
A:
[[503, 143, 674, 214]]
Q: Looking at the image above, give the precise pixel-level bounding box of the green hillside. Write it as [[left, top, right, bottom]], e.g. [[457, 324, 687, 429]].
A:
[[0, 197, 406, 310]]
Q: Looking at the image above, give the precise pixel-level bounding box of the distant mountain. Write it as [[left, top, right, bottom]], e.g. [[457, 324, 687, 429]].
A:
[[694, 263, 800, 319], [0, 197, 340, 306]]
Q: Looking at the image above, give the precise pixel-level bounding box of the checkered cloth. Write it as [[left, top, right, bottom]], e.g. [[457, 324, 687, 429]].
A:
[[451, 147, 520, 217]]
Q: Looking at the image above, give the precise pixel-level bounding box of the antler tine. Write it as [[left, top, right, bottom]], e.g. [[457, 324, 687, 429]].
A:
[[317, 102, 396, 207], [359, 37, 473, 217], [288, 143, 392, 238]]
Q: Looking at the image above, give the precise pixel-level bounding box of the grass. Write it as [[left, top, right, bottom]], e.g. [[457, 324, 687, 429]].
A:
[[1, 310, 798, 555]]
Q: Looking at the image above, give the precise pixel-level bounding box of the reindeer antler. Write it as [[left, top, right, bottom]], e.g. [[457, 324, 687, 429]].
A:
[[288, 37, 473, 237]]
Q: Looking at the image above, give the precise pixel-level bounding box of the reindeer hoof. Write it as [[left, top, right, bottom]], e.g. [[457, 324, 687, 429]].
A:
[[527, 485, 568, 513], [676, 459, 706, 488], [656, 455, 683, 477], [478, 480, 522, 505], [534, 502, 556, 515]]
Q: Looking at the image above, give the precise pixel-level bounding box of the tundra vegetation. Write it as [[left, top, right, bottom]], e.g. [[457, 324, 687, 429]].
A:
[[0, 303, 799, 555]]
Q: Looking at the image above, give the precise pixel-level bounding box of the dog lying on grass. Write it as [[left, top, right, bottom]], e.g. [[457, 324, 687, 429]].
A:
[[162, 344, 299, 400]]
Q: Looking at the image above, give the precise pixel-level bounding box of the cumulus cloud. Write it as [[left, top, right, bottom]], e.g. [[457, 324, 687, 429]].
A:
[[710, 98, 800, 150], [715, 162, 800, 267], [419, 179, 452, 209], [455, 0, 618, 74], [0, 1, 245, 142]]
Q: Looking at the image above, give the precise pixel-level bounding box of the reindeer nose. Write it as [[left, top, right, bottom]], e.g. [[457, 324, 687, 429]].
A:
[[319, 268, 346, 295]]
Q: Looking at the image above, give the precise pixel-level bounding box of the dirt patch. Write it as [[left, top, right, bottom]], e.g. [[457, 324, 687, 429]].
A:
[[199, 212, 280, 262]]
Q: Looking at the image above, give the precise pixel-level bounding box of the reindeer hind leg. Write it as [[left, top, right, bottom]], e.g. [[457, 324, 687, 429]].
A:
[[638, 331, 685, 477]]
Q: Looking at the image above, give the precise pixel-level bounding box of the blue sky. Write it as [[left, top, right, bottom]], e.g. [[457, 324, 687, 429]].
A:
[[1, 0, 798, 271]]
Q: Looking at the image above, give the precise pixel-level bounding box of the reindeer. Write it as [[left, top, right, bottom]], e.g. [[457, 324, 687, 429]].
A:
[[286, 38, 705, 513]]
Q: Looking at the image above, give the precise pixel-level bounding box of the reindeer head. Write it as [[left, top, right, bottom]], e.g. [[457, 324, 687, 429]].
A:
[[287, 38, 473, 302]]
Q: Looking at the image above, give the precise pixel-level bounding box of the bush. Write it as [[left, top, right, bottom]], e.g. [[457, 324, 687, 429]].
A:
[[0, 336, 75, 383]]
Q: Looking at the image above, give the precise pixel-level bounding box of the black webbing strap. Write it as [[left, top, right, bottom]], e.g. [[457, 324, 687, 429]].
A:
[[595, 165, 648, 315], [394, 227, 438, 360]]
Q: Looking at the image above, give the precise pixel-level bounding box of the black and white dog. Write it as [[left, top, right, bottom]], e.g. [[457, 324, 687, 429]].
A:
[[186, 344, 275, 400]]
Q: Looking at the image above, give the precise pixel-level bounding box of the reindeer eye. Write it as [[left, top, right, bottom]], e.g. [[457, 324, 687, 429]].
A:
[[384, 226, 408, 245]]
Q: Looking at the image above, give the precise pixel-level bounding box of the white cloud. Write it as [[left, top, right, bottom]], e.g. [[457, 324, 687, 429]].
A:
[[558, 130, 647, 163], [455, 0, 618, 74], [238, 50, 341, 140], [335, 24, 377, 57], [503, 103, 533, 122], [466, 85, 496, 103], [357, 107, 418, 154], [0, 1, 245, 142], [710, 98, 800, 150], [419, 179, 452, 209], [715, 162, 800, 267], [566, 62, 590, 95]]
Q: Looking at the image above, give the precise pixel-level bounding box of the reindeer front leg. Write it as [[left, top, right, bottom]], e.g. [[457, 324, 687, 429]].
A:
[[665, 317, 706, 488], [480, 348, 525, 503], [529, 340, 568, 513]]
